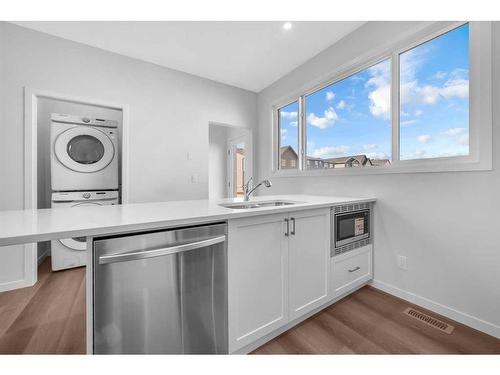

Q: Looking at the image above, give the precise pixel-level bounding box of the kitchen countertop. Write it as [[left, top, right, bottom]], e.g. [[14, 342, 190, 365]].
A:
[[0, 195, 375, 247]]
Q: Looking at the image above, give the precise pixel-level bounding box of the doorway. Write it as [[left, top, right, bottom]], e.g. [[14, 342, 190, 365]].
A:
[[208, 123, 252, 200], [19, 87, 130, 290], [228, 137, 246, 198]]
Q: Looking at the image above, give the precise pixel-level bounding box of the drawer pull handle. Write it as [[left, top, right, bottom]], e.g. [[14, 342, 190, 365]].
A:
[[348, 266, 361, 273]]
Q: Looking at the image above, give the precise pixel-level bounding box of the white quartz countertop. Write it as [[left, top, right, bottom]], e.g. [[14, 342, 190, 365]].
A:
[[0, 195, 375, 247]]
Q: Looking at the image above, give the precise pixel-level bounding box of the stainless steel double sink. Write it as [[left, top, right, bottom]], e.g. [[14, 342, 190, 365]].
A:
[[220, 200, 302, 210]]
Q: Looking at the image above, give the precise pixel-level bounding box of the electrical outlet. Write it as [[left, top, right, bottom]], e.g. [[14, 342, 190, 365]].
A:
[[397, 255, 408, 270]]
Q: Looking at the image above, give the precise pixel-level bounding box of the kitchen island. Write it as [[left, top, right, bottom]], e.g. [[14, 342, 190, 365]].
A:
[[0, 195, 375, 354], [0, 195, 374, 246]]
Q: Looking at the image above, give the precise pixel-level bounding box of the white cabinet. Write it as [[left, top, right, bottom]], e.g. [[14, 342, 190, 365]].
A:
[[288, 208, 330, 320], [228, 208, 330, 352], [228, 213, 289, 353], [331, 245, 372, 298]]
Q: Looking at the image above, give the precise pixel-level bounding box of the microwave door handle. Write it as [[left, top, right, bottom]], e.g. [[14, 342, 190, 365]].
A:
[[98, 235, 226, 265]]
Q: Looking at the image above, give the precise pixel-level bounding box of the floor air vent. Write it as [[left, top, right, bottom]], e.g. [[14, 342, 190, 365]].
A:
[[404, 308, 454, 334]]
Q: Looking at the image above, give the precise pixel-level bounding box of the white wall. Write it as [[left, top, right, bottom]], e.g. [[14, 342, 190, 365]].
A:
[[208, 124, 228, 200], [256, 21, 500, 337], [0, 22, 256, 289]]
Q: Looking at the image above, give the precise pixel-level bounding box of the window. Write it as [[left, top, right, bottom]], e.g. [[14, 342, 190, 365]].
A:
[[305, 59, 391, 169], [399, 23, 469, 160], [278, 101, 299, 170], [273, 22, 489, 174], [67, 135, 105, 164]]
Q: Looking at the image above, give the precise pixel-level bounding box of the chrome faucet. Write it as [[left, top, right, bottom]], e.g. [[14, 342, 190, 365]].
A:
[[243, 177, 272, 201]]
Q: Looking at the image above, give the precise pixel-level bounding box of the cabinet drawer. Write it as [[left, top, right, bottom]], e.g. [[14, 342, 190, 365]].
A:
[[331, 245, 372, 298]]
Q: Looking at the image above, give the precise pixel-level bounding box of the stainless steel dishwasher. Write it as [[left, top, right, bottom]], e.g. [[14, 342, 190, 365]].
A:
[[92, 223, 227, 354]]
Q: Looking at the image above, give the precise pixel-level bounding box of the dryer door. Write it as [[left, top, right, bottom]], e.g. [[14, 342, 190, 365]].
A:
[[54, 126, 115, 173], [59, 201, 104, 251]]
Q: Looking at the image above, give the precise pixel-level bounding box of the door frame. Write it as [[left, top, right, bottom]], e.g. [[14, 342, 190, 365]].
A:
[[20, 87, 130, 289], [227, 134, 248, 199], [208, 121, 253, 200]]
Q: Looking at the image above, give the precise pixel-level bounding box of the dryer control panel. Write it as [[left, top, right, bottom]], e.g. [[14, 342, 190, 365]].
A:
[[51, 113, 118, 128]]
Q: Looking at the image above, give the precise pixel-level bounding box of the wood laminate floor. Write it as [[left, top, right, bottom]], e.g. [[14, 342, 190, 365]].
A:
[[252, 286, 500, 354], [0, 257, 86, 354], [0, 257, 499, 354]]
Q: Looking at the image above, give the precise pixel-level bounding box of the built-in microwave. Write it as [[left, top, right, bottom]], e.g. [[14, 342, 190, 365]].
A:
[[332, 203, 371, 256]]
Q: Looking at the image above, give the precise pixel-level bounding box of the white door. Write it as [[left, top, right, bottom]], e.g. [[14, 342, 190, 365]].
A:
[[228, 213, 289, 352], [288, 208, 330, 320]]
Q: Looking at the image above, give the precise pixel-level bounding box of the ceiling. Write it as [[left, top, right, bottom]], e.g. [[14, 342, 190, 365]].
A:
[[13, 21, 365, 92]]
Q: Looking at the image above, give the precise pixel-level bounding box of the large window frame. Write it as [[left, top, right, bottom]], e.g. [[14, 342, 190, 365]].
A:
[[272, 21, 492, 176]]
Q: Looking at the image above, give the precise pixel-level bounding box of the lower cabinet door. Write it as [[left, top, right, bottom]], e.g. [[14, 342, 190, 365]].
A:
[[288, 208, 330, 321], [331, 245, 373, 298], [227, 214, 289, 352]]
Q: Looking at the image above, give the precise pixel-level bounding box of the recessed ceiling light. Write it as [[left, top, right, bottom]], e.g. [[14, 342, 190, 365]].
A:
[[283, 22, 292, 31]]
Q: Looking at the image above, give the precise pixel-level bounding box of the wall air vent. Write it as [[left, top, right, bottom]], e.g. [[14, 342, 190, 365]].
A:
[[334, 202, 370, 214], [332, 238, 371, 257], [403, 307, 455, 334]]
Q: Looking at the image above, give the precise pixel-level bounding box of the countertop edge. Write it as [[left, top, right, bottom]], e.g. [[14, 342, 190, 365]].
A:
[[0, 196, 376, 247]]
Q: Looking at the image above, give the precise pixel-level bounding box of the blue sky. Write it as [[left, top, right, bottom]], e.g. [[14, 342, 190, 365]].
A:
[[279, 23, 469, 163]]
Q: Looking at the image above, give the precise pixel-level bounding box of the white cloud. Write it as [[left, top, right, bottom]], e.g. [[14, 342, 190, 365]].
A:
[[366, 152, 390, 160], [336, 100, 347, 110], [307, 107, 338, 129], [368, 84, 391, 119], [280, 128, 287, 139], [289, 121, 298, 127], [400, 53, 469, 106], [458, 134, 469, 146], [401, 119, 418, 127], [433, 71, 448, 80], [363, 144, 377, 151], [419, 84, 441, 104], [366, 61, 391, 120], [417, 134, 432, 143], [310, 145, 350, 159], [440, 78, 469, 99], [326, 91, 335, 101], [441, 127, 467, 136], [402, 77, 469, 106], [415, 109, 423, 117], [280, 111, 297, 119]]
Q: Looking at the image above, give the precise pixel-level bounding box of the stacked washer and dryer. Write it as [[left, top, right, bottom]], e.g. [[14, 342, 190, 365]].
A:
[[50, 114, 120, 271]]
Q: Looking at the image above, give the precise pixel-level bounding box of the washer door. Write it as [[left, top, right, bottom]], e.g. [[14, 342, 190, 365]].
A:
[[54, 126, 115, 173], [59, 202, 103, 250]]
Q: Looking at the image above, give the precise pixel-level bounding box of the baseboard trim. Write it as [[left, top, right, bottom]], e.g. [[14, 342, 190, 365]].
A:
[[0, 278, 34, 293], [370, 279, 500, 339]]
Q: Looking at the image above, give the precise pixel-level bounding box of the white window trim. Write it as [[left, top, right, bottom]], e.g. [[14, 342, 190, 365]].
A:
[[271, 21, 492, 177]]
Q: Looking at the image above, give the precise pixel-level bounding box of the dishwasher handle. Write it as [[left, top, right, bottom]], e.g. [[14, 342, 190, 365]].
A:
[[98, 235, 226, 265]]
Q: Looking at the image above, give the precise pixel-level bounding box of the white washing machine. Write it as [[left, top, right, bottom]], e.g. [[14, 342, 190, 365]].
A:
[[50, 113, 119, 191], [51, 190, 119, 271]]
